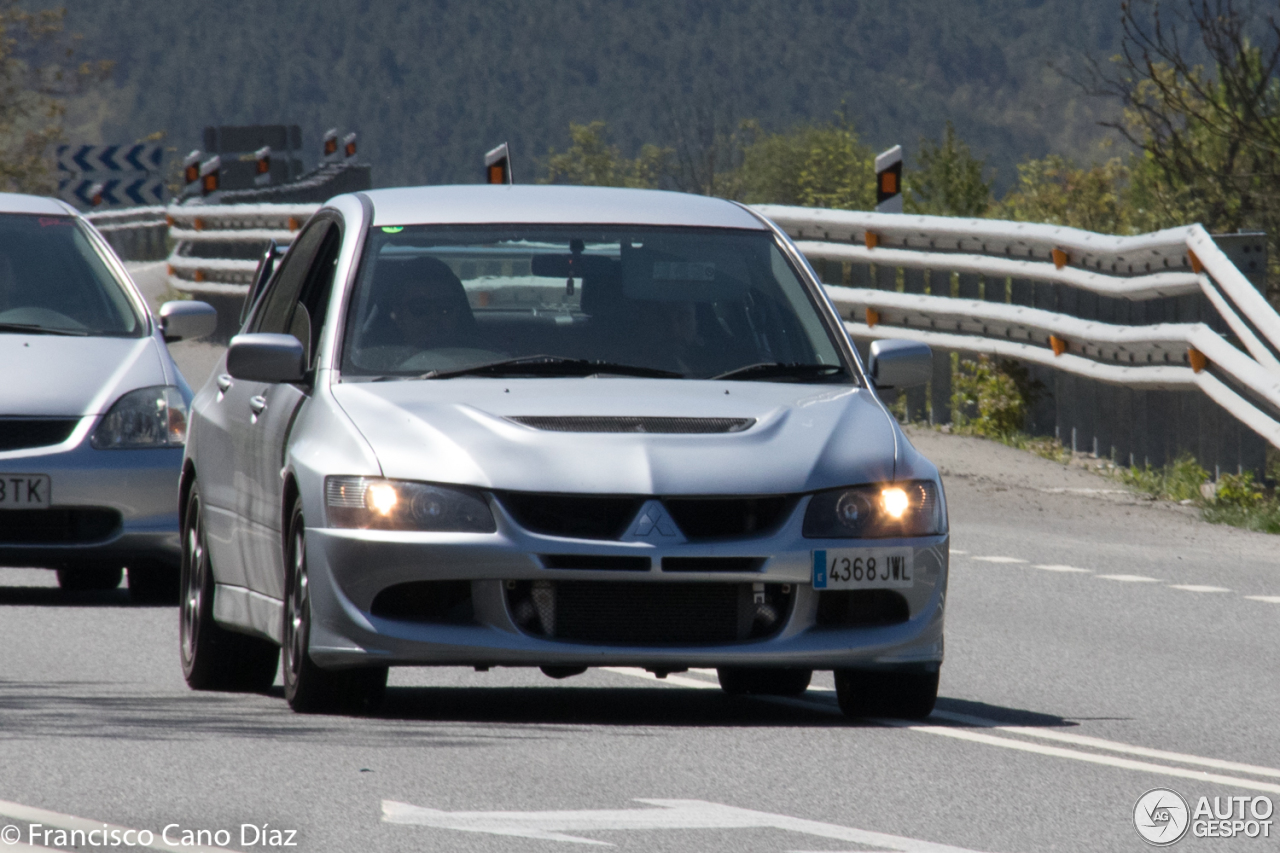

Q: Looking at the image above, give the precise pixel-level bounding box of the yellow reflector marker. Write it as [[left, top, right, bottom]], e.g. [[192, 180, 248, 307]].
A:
[[881, 487, 909, 519], [366, 483, 399, 516]]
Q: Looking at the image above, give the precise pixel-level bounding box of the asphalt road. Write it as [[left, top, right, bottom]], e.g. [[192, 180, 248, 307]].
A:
[[1, 266, 1276, 851]]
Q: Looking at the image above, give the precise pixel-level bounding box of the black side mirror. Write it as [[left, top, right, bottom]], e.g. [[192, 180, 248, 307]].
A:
[[241, 240, 280, 324]]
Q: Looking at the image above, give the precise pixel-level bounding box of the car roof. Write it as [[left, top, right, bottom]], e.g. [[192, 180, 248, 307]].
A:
[[0, 192, 77, 216], [360, 184, 767, 230]]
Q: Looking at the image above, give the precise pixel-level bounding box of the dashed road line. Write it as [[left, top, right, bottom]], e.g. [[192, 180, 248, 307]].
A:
[[971, 556, 1027, 564], [1031, 564, 1091, 573], [1168, 584, 1231, 593], [1244, 595, 1280, 604], [1096, 574, 1161, 582]]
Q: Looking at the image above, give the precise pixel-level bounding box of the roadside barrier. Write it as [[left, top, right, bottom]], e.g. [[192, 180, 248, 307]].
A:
[[86, 206, 168, 261], [755, 205, 1280, 475]]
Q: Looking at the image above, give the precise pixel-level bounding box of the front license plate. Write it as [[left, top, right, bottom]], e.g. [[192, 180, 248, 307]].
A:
[[0, 474, 51, 508], [813, 548, 913, 589]]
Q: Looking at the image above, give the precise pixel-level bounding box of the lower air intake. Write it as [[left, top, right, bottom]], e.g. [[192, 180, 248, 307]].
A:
[[506, 580, 792, 646], [0, 508, 121, 544]]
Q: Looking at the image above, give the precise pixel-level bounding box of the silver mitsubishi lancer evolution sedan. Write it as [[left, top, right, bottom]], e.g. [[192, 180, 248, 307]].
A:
[[180, 184, 947, 718]]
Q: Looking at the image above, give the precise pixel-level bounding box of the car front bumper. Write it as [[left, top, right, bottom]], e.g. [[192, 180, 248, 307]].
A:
[[300, 511, 948, 672], [0, 433, 183, 568]]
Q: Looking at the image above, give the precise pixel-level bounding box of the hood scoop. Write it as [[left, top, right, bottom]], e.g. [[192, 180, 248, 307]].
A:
[[508, 416, 755, 434]]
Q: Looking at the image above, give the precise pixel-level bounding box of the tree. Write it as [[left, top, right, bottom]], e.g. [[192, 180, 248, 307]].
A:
[[905, 121, 994, 216], [543, 121, 672, 189], [736, 115, 875, 209], [996, 154, 1133, 233], [0, 2, 111, 194], [1085, 0, 1280, 298]]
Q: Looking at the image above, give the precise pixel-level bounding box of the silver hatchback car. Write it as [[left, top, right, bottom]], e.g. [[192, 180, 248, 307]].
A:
[[0, 193, 215, 601], [180, 185, 947, 717]]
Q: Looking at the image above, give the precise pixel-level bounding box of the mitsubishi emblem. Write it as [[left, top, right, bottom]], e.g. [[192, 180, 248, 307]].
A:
[[622, 500, 685, 543]]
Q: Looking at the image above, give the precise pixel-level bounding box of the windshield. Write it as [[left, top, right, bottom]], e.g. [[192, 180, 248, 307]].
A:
[[0, 214, 143, 337], [340, 225, 850, 381]]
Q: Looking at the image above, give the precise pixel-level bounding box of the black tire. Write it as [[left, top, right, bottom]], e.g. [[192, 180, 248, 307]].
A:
[[128, 559, 181, 604], [717, 667, 812, 696], [282, 498, 387, 714], [834, 668, 939, 720], [180, 484, 279, 692], [56, 564, 123, 591]]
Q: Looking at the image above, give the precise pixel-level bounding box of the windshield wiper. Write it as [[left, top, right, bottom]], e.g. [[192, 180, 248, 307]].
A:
[[0, 322, 89, 337], [713, 362, 845, 382], [420, 356, 683, 380]]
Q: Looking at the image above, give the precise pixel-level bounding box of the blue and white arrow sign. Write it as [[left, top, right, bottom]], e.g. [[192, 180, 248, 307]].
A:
[[60, 176, 165, 208], [57, 144, 164, 174]]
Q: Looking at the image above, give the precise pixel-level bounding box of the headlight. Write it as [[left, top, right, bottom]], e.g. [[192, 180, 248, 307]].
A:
[[91, 385, 187, 449], [803, 480, 944, 538], [324, 476, 496, 532]]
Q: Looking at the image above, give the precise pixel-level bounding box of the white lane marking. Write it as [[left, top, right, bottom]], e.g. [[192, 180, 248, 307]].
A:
[[0, 798, 233, 853], [883, 721, 1280, 796], [382, 798, 996, 852], [1244, 595, 1280, 604], [970, 556, 1027, 564], [1096, 574, 1161, 582], [1168, 584, 1231, 593], [1031, 564, 1091, 573], [601, 667, 717, 690], [932, 711, 1280, 779], [949, 549, 968, 555], [1037, 487, 1131, 495]]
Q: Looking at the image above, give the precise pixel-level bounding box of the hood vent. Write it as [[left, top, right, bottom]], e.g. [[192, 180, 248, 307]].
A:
[[509, 416, 754, 434]]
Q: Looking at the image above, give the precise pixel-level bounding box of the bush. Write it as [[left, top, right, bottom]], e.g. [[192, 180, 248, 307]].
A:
[[951, 355, 1027, 438], [1117, 453, 1209, 502]]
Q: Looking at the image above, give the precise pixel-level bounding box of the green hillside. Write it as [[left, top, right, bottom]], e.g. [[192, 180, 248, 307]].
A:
[[55, 0, 1129, 191]]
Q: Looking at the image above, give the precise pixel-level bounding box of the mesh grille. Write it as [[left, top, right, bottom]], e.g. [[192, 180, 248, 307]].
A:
[[664, 496, 795, 540], [509, 416, 754, 434], [0, 419, 79, 452], [0, 508, 121, 544]]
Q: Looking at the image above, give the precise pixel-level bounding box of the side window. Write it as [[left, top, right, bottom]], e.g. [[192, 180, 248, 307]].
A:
[[251, 222, 330, 336], [293, 225, 343, 368]]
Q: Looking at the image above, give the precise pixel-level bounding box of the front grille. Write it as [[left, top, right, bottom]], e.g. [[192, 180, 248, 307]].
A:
[[509, 416, 754, 434], [661, 557, 765, 572], [540, 554, 650, 571], [496, 493, 642, 540], [0, 508, 121, 544], [506, 580, 793, 646], [370, 580, 475, 624], [815, 589, 910, 627], [0, 418, 79, 451], [664, 496, 795, 540]]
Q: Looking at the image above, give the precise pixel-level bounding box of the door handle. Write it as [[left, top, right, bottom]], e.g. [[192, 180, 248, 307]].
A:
[[249, 395, 268, 416], [216, 374, 233, 393]]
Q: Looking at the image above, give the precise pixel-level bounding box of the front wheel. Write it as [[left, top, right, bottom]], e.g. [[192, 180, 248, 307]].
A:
[[180, 483, 279, 692], [834, 668, 939, 720], [282, 498, 386, 714]]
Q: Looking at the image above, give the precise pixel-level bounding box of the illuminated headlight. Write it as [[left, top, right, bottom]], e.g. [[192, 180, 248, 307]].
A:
[[803, 480, 944, 538], [324, 476, 496, 532], [90, 385, 187, 449]]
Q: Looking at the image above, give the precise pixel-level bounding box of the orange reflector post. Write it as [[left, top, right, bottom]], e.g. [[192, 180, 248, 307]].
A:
[[1188, 250, 1203, 273], [1049, 335, 1068, 356], [192, 218, 204, 231], [287, 217, 300, 232], [193, 270, 205, 283], [1188, 348, 1207, 373], [879, 171, 897, 195], [488, 164, 505, 184], [166, 264, 173, 276], [866, 307, 880, 327], [864, 231, 879, 249], [1051, 248, 1068, 270]]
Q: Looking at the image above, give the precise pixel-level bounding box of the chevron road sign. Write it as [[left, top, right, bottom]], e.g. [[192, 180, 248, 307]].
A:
[[59, 177, 165, 207], [57, 144, 164, 174]]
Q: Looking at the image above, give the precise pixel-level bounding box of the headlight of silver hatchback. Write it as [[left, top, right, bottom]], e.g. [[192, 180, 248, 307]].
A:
[[91, 385, 188, 449], [324, 476, 496, 532], [803, 480, 944, 538]]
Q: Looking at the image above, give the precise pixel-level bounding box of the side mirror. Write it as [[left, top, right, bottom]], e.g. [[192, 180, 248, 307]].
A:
[[241, 240, 280, 324], [159, 300, 217, 342], [868, 339, 932, 389], [227, 333, 306, 383]]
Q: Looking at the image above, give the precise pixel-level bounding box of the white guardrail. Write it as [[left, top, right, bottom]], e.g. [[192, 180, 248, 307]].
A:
[[754, 205, 1280, 450], [114, 200, 1280, 451]]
